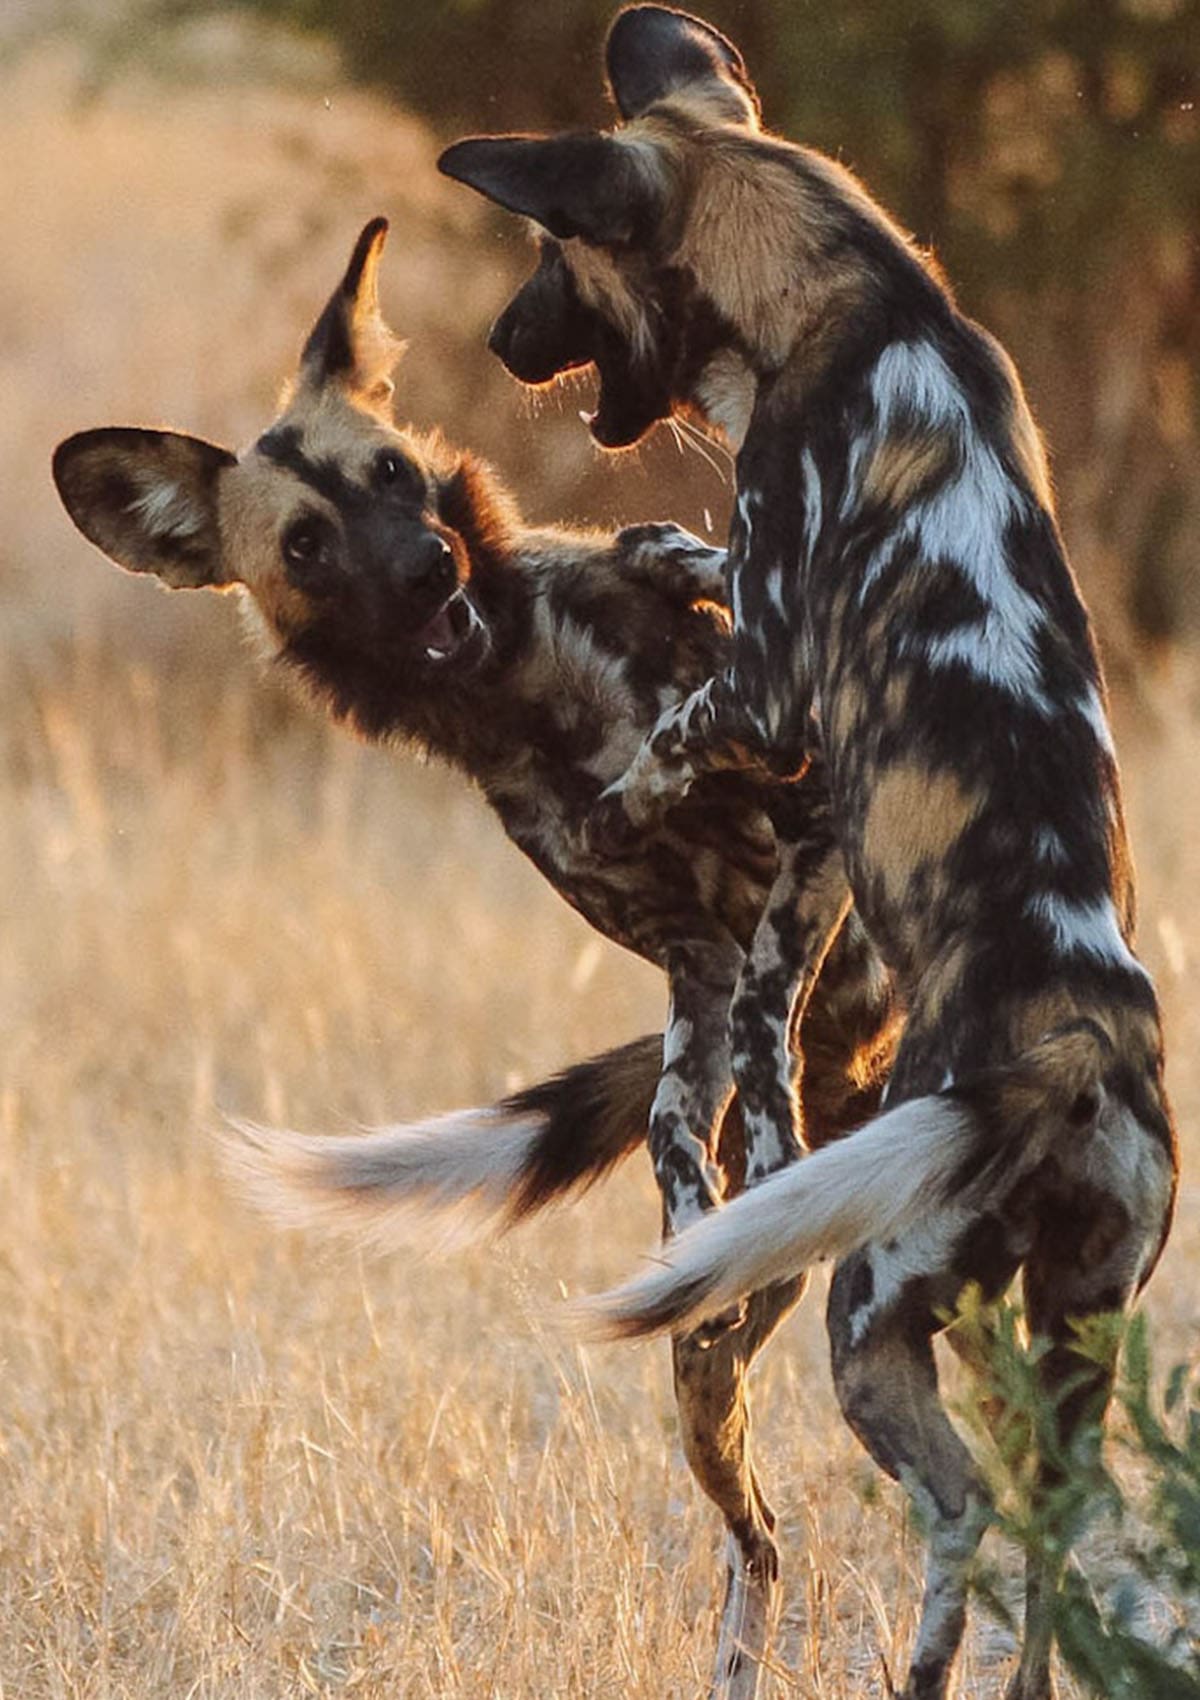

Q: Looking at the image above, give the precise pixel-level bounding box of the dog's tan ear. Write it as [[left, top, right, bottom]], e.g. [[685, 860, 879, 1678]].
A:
[[606, 6, 760, 127], [299, 217, 405, 409], [438, 134, 667, 246], [52, 427, 236, 589]]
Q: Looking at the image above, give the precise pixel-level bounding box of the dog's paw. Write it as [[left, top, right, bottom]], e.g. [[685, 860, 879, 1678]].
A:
[[583, 788, 649, 858]]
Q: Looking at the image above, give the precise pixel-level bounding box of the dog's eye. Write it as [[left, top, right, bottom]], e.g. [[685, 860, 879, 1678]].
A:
[[283, 522, 320, 563], [281, 515, 337, 586], [373, 449, 423, 498]]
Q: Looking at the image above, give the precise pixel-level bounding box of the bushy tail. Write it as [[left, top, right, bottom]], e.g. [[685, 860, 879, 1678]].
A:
[[582, 1022, 1108, 1340], [221, 1034, 661, 1248]]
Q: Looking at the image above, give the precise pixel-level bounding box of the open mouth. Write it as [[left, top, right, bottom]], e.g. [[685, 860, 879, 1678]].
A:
[[414, 589, 486, 666], [582, 364, 668, 451]]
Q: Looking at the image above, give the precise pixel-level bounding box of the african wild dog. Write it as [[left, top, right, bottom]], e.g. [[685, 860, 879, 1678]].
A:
[[439, 9, 1178, 1698], [53, 218, 900, 1700]]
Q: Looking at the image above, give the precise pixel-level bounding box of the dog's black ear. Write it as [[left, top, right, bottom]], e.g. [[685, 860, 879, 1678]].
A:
[[52, 427, 236, 589], [605, 5, 759, 125], [299, 217, 405, 407], [438, 134, 665, 245]]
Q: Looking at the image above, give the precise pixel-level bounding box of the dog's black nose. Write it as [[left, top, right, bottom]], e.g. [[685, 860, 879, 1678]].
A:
[[412, 532, 455, 590]]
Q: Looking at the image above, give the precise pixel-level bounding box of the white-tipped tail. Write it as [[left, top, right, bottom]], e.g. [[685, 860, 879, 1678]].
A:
[[581, 1091, 976, 1339], [220, 1106, 549, 1251]]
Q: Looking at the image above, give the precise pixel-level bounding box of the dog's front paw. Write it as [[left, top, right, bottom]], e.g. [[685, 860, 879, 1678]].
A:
[[582, 788, 648, 858]]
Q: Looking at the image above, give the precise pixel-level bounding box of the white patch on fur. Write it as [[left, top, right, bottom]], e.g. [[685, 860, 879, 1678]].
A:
[[731, 490, 759, 627], [919, 605, 1048, 709], [662, 1013, 694, 1069], [729, 572, 746, 628], [221, 1106, 548, 1250], [695, 349, 756, 449], [858, 340, 1051, 711], [849, 1203, 970, 1345], [581, 1089, 976, 1338], [652, 1073, 722, 1233], [1078, 681, 1116, 757], [1074, 1099, 1176, 1292], [128, 477, 206, 541], [1033, 824, 1069, 864], [800, 449, 823, 566], [870, 338, 971, 432], [1025, 891, 1149, 978]]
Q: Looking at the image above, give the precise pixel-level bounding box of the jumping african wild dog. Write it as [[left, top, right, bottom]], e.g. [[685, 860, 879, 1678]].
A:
[[52, 218, 901, 1700], [439, 8, 1178, 1698]]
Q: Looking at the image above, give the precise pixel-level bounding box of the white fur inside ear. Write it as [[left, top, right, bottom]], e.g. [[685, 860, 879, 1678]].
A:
[[127, 476, 207, 542]]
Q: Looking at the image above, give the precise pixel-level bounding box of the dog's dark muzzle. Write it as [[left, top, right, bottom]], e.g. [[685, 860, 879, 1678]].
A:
[[488, 300, 591, 387]]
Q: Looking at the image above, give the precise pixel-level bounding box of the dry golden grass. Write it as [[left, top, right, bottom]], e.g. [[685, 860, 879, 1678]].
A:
[[2, 29, 1197, 1700], [3, 610, 1197, 1700]]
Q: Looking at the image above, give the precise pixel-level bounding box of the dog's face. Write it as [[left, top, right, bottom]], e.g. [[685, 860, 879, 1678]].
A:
[[439, 6, 776, 451], [485, 236, 677, 450], [53, 220, 490, 679]]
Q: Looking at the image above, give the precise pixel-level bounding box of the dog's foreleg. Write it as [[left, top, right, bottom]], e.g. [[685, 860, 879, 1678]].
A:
[[731, 782, 852, 1186], [651, 942, 743, 1232], [586, 513, 817, 856], [586, 666, 765, 854], [613, 521, 728, 605]]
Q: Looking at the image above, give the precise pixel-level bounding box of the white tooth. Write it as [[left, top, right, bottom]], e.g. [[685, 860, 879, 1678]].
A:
[[579, 409, 596, 425]]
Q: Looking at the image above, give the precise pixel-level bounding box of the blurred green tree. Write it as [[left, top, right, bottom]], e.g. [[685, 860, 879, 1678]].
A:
[[142, 0, 1200, 653]]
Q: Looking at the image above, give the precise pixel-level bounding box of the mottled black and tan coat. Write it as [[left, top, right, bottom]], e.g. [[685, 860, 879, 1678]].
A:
[[440, 9, 1179, 1699], [52, 220, 899, 1700]]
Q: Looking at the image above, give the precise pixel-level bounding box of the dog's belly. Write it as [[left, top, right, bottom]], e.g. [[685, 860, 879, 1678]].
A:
[[492, 765, 777, 967]]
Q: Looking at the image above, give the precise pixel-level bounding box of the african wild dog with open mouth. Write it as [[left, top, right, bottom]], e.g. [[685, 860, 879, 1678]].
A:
[[53, 218, 901, 1699], [439, 9, 1178, 1698]]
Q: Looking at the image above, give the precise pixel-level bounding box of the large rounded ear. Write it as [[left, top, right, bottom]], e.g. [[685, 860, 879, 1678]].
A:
[[438, 133, 666, 246], [298, 216, 405, 407], [605, 5, 760, 126], [52, 427, 236, 590]]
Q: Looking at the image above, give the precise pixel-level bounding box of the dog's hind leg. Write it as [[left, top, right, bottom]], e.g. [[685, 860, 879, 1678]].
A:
[[1003, 1112, 1175, 1700], [828, 1249, 994, 1700], [673, 1272, 802, 1700]]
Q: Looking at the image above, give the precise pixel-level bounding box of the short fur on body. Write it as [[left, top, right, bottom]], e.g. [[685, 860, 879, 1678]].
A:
[[439, 11, 1179, 1699], [52, 219, 900, 1700]]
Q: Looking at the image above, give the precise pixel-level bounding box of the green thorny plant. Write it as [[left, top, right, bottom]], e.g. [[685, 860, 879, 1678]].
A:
[[948, 1289, 1200, 1698]]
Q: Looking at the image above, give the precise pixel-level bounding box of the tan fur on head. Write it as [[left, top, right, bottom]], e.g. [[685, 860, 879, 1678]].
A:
[[658, 82, 759, 132], [673, 143, 883, 371], [564, 223, 657, 361]]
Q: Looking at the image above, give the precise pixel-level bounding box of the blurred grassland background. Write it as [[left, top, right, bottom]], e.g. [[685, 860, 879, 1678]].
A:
[[1, 2, 1199, 1694]]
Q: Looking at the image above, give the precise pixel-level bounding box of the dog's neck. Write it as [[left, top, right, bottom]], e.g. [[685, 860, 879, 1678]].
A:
[[691, 348, 756, 451]]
